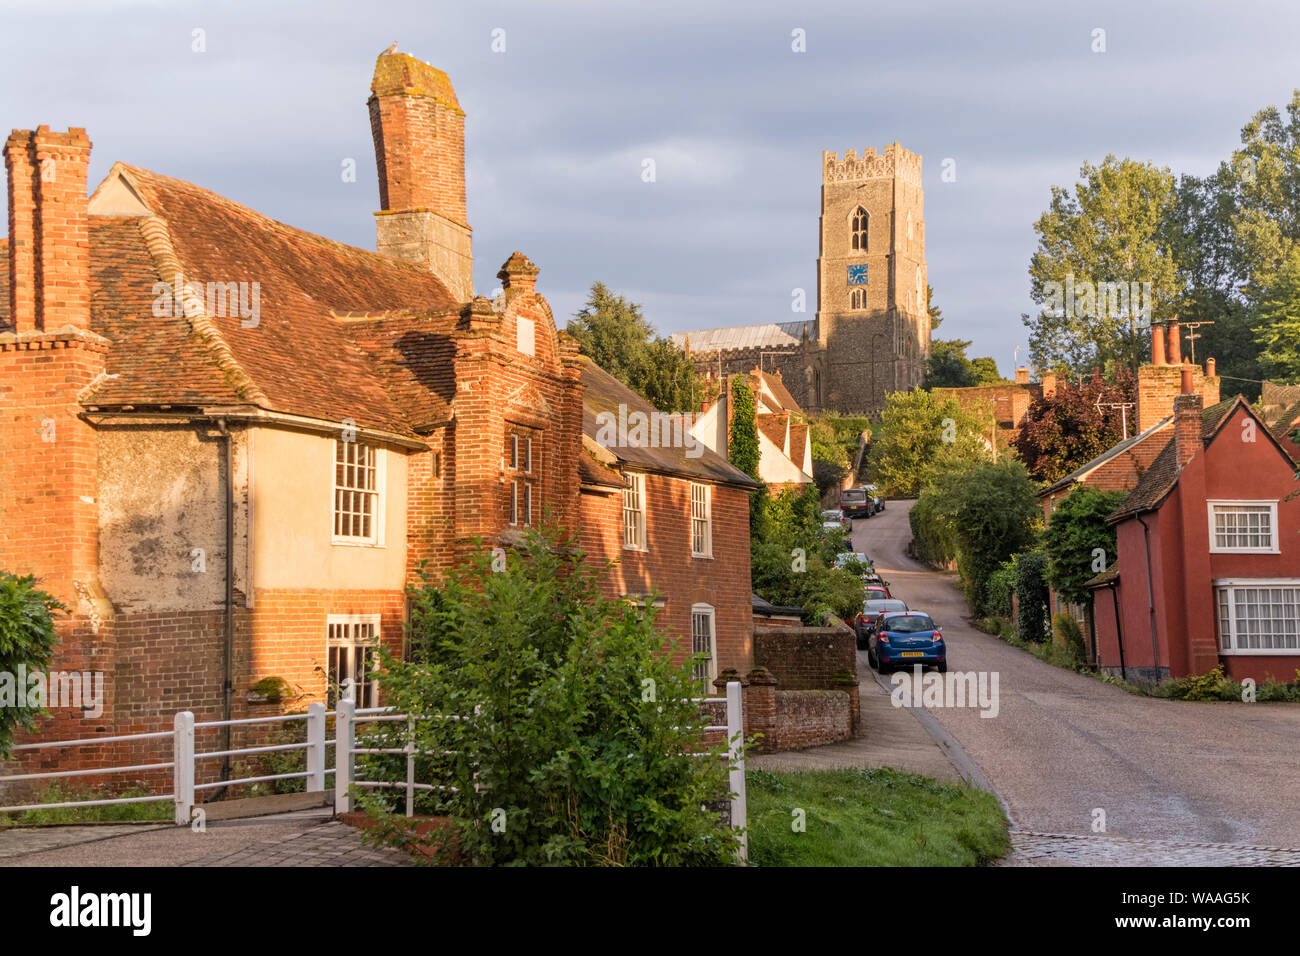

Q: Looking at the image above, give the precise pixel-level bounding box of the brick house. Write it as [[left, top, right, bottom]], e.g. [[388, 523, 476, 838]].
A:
[[0, 52, 754, 770], [1089, 365, 1300, 687], [932, 367, 1054, 449], [577, 358, 758, 686]]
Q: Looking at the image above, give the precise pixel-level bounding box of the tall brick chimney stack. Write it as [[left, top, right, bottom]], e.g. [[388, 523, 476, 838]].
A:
[[5, 126, 92, 331], [1173, 366, 1203, 468], [368, 52, 473, 302]]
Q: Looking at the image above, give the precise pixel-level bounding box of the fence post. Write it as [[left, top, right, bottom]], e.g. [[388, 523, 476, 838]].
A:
[[306, 702, 325, 794], [335, 698, 355, 814], [173, 711, 195, 827], [405, 716, 415, 818], [726, 681, 747, 863]]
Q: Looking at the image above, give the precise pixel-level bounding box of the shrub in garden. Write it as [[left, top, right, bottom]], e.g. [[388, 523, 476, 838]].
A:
[[363, 525, 741, 866], [0, 572, 64, 758]]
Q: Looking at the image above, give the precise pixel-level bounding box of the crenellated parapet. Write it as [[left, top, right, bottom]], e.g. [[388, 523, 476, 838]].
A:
[[823, 143, 922, 186]]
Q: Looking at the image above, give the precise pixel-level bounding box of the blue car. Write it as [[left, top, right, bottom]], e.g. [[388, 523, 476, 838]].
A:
[[870, 612, 946, 673]]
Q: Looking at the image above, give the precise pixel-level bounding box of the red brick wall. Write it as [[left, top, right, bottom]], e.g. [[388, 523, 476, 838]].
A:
[[578, 471, 754, 675], [771, 690, 851, 750], [753, 625, 856, 690], [368, 87, 466, 223]]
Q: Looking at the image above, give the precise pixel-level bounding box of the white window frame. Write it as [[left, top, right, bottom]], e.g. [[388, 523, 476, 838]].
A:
[[1207, 500, 1279, 554], [691, 603, 717, 692], [332, 440, 386, 547], [623, 472, 647, 551], [326, 613, 381, 707], [1214, 579, 1300, 654], [690, 482, 712, 558]]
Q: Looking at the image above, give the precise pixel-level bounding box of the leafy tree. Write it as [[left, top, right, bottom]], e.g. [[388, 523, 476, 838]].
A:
[[567, 282, 702, 412], [1024, 156, 1179, 376], [926, 284, 943, 330], [728, 376, 760, 482], [750, 485, 865, 625], [0, 573, 64, 758], [924, 339, 1004, 389], [1013, 372, 1135, 484], [809, 413, 872, 494], [865, 389, 994, 498], [924, 339, 977, 388], [1254, 247, 1300, 381], [370, 526, 740, 866], [1014, 549, 1050, 643], [1043, 485, 1126, 605]]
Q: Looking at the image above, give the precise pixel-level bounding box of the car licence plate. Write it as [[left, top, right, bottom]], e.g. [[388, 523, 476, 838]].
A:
[[900, 651, 924, 658]]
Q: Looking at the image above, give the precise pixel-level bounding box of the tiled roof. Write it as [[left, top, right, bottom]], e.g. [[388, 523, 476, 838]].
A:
[[670, 321, 812, 354], [1269, 400, 1300, 445], [1086, 565, 1119, 588], [80, 164, 463, 437], [757, 369, 800, 412], [578, 356, 759, 489], [1038, 416, 1172, 498], [756, 412, 789, 450], [1109, 397, 1250, 522], [788, 422, 809, 461]]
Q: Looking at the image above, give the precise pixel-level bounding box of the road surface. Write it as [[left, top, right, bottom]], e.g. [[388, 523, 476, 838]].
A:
[[852, 500, 1300, 853]]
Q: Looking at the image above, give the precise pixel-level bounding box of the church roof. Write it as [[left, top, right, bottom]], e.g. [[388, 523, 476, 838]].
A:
[[671, 320, 812, 354]]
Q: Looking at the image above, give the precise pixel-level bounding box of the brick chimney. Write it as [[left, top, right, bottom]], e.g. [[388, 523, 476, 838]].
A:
[[1041, 371, 1057, 401], [1015, 367, 1029, 385], [1174, 366, 1202, 468], [5, 126, 92, 332], [369, 52, 473, 302]]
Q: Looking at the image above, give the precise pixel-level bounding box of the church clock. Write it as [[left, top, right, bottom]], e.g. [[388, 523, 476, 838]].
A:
[[846, 263, 869, 286]]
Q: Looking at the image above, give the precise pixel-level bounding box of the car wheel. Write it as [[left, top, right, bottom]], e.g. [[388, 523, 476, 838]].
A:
[[937, 661, 947, 673]]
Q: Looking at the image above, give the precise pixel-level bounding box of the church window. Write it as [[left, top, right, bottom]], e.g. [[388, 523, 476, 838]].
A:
[[851, 207, 869, 251], [850, 287, 866, 310]]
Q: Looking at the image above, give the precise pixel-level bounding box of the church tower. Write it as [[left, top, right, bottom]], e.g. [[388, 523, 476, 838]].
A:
[[814, 144, 928, 416]]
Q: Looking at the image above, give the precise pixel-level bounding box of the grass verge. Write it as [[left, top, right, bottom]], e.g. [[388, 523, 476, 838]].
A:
[[747, 767, 1008, 866], [0, 783, 171, 826]]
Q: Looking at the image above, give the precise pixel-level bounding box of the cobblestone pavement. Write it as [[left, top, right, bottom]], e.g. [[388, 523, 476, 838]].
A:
[[1002, 831, 1300, 867], [185, 820, 411, 867]]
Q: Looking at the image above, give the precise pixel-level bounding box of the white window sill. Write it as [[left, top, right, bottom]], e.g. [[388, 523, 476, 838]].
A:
[[1209, 548, 1280, 555], [692, 552, 713, 560], [1219, 648, 1300, 655], [332, 537, 383, 548], [623, 545, 649, 553]]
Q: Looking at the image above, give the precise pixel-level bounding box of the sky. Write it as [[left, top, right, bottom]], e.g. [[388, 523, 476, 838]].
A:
[[2, 0, 1298, 374]]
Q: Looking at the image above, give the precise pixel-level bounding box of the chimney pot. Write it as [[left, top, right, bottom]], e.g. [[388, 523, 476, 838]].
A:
[[1180, 364, 1193, 395], [1206, 357, 1216, 378], [1166, 319, 1182, 364], [1150, 322, 1166, 366]]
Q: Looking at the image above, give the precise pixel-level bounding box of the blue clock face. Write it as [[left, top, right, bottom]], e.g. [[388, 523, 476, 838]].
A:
[[847, 263, 869, 286]]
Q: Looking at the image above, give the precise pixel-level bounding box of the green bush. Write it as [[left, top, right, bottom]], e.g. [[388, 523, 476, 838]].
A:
[[364, 525, 741, 866], [984, 559, 1017, 620], [1051, 612, 1087, 667], [1014, 550, 1049, 643], [0, 572, 65, 758]]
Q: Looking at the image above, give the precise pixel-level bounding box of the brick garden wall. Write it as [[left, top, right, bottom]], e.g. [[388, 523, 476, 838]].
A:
[[753, 624, 856, 690]]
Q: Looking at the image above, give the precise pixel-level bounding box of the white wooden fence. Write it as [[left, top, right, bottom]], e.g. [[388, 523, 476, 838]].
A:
[[0, 682, 747, 859]]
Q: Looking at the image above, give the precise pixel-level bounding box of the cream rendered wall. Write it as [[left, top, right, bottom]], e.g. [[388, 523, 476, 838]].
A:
[[757, 430, 809, 485], [249, 427, 408, 592], [692, 401, 726, 457]]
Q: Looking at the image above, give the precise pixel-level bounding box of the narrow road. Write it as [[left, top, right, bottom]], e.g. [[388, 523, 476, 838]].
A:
[[852, 500, 1300, 853]]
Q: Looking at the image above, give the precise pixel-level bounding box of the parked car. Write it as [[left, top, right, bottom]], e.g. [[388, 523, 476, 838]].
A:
[[870, 612, 946, 673], [861, 568, 890, 588], [855, 598, 908, 649], [821, 509, 851, 533], [838, 486, 874, 520], [861, 483, 885, 514], [836, 551, 873, 572], [863, 583, 891, 602]]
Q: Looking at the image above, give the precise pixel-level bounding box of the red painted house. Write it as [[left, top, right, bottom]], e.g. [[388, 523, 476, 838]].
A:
[[1091, 367, 1300, 686], [0, 51, 755, 773]]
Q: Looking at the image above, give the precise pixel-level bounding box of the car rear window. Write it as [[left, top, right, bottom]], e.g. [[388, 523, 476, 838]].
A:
[[883, 614, 935, 632], [841, 490, 867, 503], [864, 600, 907, 613]]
